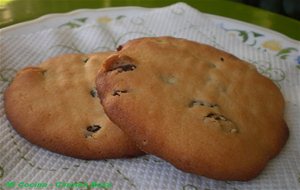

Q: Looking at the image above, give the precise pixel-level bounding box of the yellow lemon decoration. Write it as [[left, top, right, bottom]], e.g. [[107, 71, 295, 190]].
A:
[[262, 40, 282, 51], [97, 16, 112, 24]]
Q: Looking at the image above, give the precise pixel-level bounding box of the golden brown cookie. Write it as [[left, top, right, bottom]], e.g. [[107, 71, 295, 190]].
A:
[[4, 52, 143, 159], [96, 37, 289, 180]]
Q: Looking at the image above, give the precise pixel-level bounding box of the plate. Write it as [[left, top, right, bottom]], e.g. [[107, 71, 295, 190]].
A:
[[1, 6, 299, 68], [0, 4, 299, 190]]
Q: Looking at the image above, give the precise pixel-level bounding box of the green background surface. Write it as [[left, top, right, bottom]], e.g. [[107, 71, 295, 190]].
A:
[[0, 0, 299, 40]]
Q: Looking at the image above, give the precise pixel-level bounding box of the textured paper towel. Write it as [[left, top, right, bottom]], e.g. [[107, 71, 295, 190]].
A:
[[0, 3, 299, 190]]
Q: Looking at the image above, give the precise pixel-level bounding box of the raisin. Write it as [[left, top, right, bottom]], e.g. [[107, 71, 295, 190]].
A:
[[109, 64, 136, 73], [117, 64, 136, 72], [117, 45, 123, 51], [189, 100, 217, 108], [87, 125, 101, 132], [204, 113, 238, 133], [85, 125, 101, 138], [106, 56, 137, 73], [90, 88, 98, 98], [206, 113, 227, 121], [83, 57, 89, 63]]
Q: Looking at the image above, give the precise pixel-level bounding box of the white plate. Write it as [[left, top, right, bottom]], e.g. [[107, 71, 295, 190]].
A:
[[0, 5, 299, 190], [1, 6, 299, 68]]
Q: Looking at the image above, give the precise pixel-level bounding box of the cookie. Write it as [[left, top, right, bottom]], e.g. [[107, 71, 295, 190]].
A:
[[4, 52, 143, 159], [96, 37, 289, 180]]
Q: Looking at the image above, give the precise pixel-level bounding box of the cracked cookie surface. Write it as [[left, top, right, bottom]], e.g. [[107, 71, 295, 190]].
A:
[[96, 37, 289, 180], [4, 52, 143, 159]]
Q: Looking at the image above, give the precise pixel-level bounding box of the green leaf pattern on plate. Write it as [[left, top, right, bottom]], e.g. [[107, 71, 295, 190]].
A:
[[222, 26, 299, 69], [59, 17, 88, 28], [276, 47, 298, 59], [222, 27, 264, 46], [59, 16, 300, 71]]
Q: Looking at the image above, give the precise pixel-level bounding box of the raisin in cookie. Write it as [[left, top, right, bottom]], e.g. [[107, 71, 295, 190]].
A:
[[96, 37, 289, 180], [4, 52, 143, 159]]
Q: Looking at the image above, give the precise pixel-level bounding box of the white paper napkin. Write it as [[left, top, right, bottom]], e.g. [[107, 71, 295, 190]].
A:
[[0, 3, 299, 190]]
